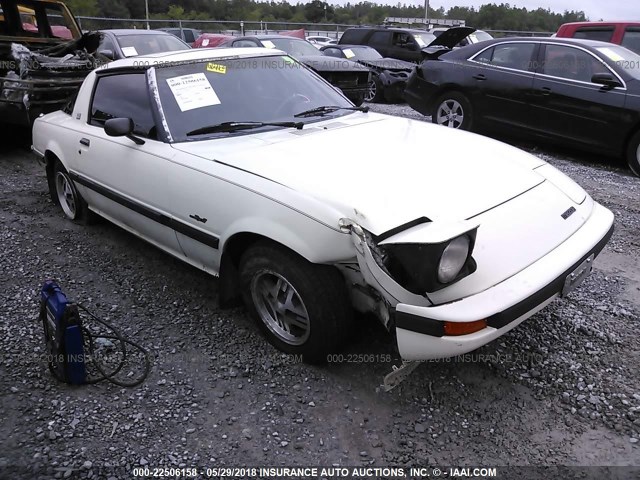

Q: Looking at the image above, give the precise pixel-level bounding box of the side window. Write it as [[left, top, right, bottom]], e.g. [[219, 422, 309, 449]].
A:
[[474, 46, 494, 63], [573, 27, 614, 42], [622, 28, 640, 55], [368, 31, 391, 47], [542, 45, 609, 82], [98, 35, 116, 52], [392, 32, 416, 49], [90, 73, 156, 139], [323, 47, 344, 58], [183, 29, 195, 43], [486, 43, 535, 71]]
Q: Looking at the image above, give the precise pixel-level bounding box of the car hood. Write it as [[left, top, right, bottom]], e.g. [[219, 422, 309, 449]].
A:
[[358, 58, 413, 72], [425, 26, 476, 48], [298, 55, 370, 72], [171, 113, 546, 235]]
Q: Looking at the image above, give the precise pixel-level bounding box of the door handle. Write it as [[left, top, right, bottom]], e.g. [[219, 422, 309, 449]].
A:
[[472, 74, 486, 81], [79, 138, 90, 147], [540, 87, 552, 96]]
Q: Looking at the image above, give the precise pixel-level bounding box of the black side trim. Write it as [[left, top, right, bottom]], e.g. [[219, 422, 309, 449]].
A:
[[395, 224, 614, 336], [69, 172, 220, 250]]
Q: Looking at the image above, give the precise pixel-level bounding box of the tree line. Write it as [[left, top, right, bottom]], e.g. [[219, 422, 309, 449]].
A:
[[65, 0, 588, 32]]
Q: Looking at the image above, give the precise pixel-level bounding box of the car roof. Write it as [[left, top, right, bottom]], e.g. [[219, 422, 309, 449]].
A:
[[484, 36, 626, 48], [559, 21, 640, 27], [102, 47, 283, 70], [101, 29, 176, 36]]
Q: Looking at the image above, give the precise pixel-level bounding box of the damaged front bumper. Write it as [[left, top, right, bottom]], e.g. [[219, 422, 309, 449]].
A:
[[350, 202, 614, 362]]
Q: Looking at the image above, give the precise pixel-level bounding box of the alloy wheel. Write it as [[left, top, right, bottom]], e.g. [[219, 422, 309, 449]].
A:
[[251, 270, 311, 346], [436, 99, 464, 128], [364, 80, 376, 102], [55, 171, 77, 219]]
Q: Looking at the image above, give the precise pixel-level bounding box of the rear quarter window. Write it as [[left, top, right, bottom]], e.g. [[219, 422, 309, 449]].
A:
[[573, 27, 615, 42], [339, 29, 369, 44]]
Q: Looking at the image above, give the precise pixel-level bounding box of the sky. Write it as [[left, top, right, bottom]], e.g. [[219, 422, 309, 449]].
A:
[[400, 0, 639, 22]]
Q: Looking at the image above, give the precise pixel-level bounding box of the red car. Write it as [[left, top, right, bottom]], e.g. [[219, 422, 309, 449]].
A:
[[556, 22, 640, 54]]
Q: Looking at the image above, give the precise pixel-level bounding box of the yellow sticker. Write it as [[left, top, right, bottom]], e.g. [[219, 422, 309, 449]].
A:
[[206, 63, 227, 74], [343, 48, 355, 59], [262, 40, 276, 49], [281, 55, 295, 64]]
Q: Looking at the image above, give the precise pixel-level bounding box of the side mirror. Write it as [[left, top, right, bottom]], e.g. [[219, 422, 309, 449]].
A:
[[98, 49, 114, 60], [104, 118, 145, 145], [591, 73, 622, 89]]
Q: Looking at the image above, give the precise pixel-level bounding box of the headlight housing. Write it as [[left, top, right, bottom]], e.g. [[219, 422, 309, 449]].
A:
[[369, 228, 477, 295]]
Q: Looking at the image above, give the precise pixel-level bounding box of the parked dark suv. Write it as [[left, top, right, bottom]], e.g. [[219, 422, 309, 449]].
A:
[[338, 26, 474, 63]]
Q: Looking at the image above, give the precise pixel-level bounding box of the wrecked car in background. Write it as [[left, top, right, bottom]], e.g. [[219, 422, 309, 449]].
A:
[[33, 48, 614, 379], [0, 0, 99, 126]]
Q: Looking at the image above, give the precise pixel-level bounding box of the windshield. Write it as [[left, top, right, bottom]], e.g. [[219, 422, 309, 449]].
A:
[[351, 46, 383, 60], [263, 38, 320, 57], [154, 55, 353, 142], [596, 45, 640, 80], [470, 31, 493, 43], [117, 34, 190, 57]]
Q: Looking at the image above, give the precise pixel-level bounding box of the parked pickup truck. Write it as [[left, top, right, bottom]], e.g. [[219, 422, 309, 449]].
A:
[[0, 0, 99, 126], [556, 22, 640, 55]]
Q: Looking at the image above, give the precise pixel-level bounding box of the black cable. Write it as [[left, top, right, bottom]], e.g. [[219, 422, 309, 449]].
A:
[[76, 304, 152, 387]]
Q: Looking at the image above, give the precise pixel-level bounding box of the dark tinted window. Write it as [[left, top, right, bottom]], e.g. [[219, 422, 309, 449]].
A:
[[369, 31, 391, 46], [474, 46, 494, 63], [116, 34, 189, 57], [622, 28, 640, 55], [542, 45, 609, 82], [90, 73, 156, 138], [339, 28, 369, 44], [183, 29, 195, 43], [485, 43, 535, 71], [573, 27, 614, 42]]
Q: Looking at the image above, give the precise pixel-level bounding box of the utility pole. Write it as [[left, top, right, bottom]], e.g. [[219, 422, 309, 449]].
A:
[[424, 0, 429, 28], [145, 0, 150, 30]]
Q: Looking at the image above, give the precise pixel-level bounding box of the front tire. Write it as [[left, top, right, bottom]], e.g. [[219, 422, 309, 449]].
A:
[[432, 91, 473, 131], [626, 130, 640, 177], [365, 75, 384, 103], [239, 241, 352, 363], [52, 160, 94, 224]]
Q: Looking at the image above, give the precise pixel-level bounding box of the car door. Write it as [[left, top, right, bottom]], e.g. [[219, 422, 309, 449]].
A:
[[467, 41, 539, 129], [366, 30, 392, 58], [530, 43, 627, 149], [71, 71, 184, 257]]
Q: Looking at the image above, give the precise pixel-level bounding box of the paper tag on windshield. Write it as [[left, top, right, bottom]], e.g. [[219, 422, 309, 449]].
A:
[[206, 63, 227, 74], [121, 46, 138, 57], [166, 73, 220, 112], [343, 48, 355, 59], [413, 35, 426, 47], [262, 40, 276, 49]]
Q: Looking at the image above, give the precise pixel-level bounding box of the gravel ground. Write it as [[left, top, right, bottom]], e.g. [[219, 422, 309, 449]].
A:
[[1, 106, 639, 480]]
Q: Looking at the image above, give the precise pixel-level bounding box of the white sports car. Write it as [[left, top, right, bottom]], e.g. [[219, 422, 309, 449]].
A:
[[32, 48, 614, 365]]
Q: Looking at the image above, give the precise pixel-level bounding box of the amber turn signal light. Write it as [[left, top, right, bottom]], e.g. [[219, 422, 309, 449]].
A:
[[443, 319, 487, 336]]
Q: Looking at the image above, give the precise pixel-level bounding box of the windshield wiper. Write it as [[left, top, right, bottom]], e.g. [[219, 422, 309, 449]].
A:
[[293, 105, 369, 118], [186, 121, 304, 137]]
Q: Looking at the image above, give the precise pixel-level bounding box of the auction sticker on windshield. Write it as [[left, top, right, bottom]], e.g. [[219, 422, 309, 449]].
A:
[[343, 49, 355, 59], [121, 46, 139, 57], [166, 73, 221, 112], [414, 35, 427, 47], [262, 40, 276, 49]]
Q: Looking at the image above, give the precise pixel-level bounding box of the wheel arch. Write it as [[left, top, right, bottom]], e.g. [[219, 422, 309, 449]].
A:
[[217, 221, 352, 308]]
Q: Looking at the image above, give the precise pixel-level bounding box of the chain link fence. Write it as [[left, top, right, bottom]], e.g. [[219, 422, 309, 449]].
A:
[[75, 16, 554, 40]]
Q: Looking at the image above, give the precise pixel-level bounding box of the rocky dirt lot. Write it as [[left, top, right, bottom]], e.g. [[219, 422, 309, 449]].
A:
[[0, 107, 639, 480]]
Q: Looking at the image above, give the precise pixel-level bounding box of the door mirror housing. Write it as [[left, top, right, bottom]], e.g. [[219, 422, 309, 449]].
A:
[[591, 73, 622, 89], [98, 49, 114, 60], [104, 118, 145, 145]]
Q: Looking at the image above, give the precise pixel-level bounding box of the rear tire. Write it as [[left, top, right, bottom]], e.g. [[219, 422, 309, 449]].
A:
[[52, 160, 95, 224], [239, 241, 352, 363], [626, 130, 640, 177], [432, 91, 473, 131]]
